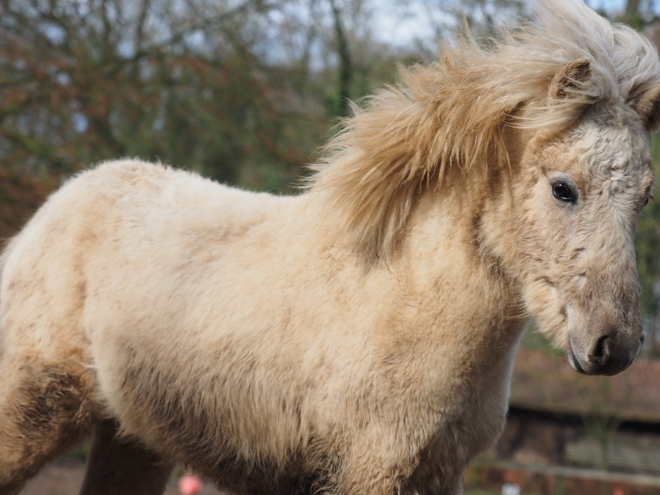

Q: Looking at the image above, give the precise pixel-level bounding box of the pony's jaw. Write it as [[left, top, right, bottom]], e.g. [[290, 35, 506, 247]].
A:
[[518, 252, 645, 376]]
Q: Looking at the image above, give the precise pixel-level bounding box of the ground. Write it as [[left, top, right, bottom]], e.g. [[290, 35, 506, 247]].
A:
[[23, 457, 226, 495], [25, 457, 498, 495]]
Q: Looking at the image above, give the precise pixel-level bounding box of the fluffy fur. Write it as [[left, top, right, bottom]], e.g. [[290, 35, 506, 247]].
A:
[[0, 1, 659, 494]]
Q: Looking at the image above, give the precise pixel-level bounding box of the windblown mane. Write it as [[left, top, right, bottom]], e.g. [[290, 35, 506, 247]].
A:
[[308, 0, 660, 258]]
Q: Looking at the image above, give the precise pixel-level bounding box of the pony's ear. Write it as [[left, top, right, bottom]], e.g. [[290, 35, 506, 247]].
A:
[[634, 84, 660, 131], [549, 58, 592, 101]]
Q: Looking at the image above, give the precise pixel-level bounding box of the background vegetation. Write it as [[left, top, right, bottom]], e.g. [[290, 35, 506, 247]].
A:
[[3, 0, 660, 356]]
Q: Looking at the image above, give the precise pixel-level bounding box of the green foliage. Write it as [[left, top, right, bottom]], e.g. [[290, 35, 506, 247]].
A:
[[464, 490, 503, 495], [521, 326, 566, 356], [65, 437, 92, 462], [635, 134, 660, 353]]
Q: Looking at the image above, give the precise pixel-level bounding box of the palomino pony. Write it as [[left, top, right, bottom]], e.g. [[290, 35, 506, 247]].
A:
[[1, 1, 659, 494]]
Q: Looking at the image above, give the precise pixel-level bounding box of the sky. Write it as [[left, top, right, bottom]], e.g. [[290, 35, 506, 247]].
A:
[[371, 0, 645, 48]]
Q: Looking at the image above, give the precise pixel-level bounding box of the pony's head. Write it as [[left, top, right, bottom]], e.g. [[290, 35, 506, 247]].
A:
[[514, 116, 652, 374], [310, 0, 660, 375], [492, 71, 657, 376], [482, 1, 660, 376]]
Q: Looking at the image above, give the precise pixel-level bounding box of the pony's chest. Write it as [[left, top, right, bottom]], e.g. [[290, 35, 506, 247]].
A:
[[405, 355, 515, 492]]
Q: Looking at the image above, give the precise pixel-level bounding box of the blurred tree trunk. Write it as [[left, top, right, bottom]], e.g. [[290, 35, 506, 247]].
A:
[[329, 0, 353, 117], [624, 0, 642, 27], [627, 0, 641, 15]]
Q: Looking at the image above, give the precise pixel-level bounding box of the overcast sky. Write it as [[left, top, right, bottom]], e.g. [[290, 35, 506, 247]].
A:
[[371, 0, 644, 48]]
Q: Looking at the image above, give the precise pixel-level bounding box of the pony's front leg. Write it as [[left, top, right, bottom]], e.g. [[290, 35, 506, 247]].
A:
[[334, 443, 418, 495], [79, 419, 173, 495], [339, 473, 463, 495], [336, 444, 464, 495]]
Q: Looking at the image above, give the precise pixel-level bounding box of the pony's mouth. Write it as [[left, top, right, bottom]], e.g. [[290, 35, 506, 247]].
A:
[[567, 341, 588, 375]]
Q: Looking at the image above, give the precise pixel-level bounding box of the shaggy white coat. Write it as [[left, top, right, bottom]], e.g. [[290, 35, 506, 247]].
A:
[[0, 1, 659, 494]]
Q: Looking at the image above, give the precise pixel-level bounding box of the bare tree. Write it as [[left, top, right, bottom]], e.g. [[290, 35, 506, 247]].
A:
[[0, 0, 333, 189]]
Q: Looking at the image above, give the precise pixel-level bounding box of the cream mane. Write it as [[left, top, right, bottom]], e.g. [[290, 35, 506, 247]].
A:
[[308, 0, 660, 258]]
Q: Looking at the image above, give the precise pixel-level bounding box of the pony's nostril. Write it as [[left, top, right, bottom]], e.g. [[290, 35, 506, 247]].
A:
[[576, 330, 636, 375], [590, 334, 612, 363]]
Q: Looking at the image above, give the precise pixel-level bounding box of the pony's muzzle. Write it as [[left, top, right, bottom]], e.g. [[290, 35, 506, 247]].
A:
[[565, 302, 644, 376], [568, 328, 643, 376]]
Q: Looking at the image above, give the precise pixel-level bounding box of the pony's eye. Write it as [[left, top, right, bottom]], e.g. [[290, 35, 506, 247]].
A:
[[643, 196, 651, 208], [552, 181, 577, 203]]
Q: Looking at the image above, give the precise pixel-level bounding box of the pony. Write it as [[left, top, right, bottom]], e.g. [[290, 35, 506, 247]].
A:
[[1, 0, 659, 493]]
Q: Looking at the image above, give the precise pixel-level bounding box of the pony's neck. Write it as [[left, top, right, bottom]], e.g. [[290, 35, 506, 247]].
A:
[[394, 154, 527, 354]]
